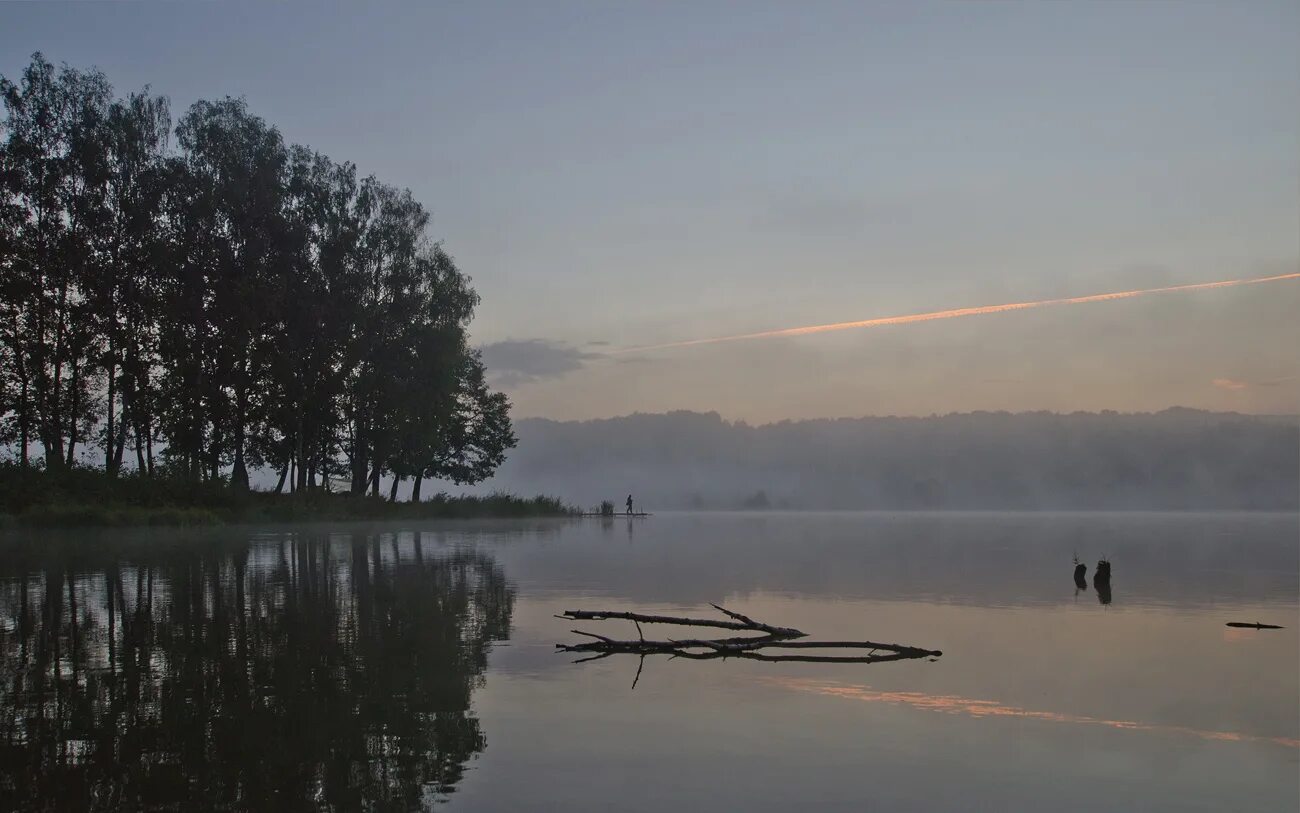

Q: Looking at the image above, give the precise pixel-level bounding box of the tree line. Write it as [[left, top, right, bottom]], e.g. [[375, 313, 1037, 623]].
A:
[[490, 409, 1298, 510], [0, 53, 514, 499]]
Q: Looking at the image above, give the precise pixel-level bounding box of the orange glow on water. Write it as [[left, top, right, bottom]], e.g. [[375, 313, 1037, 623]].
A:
[[618, 272, 1300, 353], [764, 677, 1300, 749]]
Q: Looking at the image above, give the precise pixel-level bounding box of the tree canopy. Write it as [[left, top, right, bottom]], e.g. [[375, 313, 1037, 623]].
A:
[[0, 53, 514, 497]]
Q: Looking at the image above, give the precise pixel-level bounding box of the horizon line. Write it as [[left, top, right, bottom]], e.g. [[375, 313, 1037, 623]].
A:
[[512, 405, 1300, 426]]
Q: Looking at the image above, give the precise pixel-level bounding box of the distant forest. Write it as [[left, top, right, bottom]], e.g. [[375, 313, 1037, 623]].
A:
[[0, 54, 513, 498], [480, 409, 1298, 510]]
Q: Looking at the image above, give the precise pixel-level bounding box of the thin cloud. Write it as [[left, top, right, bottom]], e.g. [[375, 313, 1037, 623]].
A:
[[1213, 374, 1297, 391], [1212, 378, 1249, 391], [1255, 375, 1298, 388], [479, 339, 600, 388]]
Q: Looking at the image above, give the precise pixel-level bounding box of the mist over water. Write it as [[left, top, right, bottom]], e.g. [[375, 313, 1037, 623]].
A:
[[468, 409, 1298, 512], [3, 512, 1294, 811]]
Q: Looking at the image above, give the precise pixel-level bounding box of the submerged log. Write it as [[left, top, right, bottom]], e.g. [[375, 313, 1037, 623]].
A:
[[559, 604, 805, 638], [1225, 622, 1285, 629], [556, 604, 942, 668]]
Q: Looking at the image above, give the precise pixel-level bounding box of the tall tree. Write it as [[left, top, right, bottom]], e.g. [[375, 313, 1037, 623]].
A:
[[260, 147, 367, 493], [0, 54, 112, 468], [171, 98, 286, 487], [83, 89, 171, 474], [0, 93, 25, 462], [153, 154, 212, 478], [345, 180, 430, 495], [408, 349, 516, 502], [1, 55, 515, 492]]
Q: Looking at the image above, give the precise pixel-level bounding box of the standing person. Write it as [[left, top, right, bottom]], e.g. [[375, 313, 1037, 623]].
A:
[[626, 494, 634, 515]]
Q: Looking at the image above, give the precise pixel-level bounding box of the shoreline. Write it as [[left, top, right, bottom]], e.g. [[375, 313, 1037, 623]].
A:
[[0, 466, 578, 529]]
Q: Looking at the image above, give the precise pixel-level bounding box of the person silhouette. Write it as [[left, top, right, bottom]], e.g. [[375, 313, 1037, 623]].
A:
[[626, 494, 634, 515]]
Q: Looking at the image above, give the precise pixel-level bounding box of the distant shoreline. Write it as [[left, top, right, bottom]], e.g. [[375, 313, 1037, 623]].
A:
[[487, 409, 1299, 512], [0, 466, 578, 529]]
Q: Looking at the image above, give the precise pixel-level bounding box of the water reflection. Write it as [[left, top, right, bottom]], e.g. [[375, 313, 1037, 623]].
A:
[[0, 531, 514, 811], [493, 512, 1298, 609], [767, 678, 1300, 750], [1095, 578, 1113, 605]]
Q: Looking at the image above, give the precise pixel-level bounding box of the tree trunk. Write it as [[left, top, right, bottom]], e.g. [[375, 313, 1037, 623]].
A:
[[350, 460, 365, 494], [411, 474, 423, 503], [230, 353, 250, 490], [18, 374, 30, 467], [273, 461, 289, 494], [349, 422, 368, 495], [121, 355, 144, 473], [111, 364, 129, 473], [144, 420, 155, 476], [8, 312, 30, 466], [48, 279, 68, 469], [65, 356, 82, 468], [296, 416, 308, 493], [112, 410, 128, 473], [231, 446, 249, 491], [104, 356, 117, 473], [134, 415, 147, 473], [231, 409, 249, 490], [317, 439, 330, 493], [389, 475, 401, 502]]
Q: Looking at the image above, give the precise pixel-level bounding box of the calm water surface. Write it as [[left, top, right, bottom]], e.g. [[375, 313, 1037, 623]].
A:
[[2, 512, 1296, 811]]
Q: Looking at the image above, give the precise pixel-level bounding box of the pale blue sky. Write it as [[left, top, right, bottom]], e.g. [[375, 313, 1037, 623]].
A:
[[4, 1, 1296, 419]]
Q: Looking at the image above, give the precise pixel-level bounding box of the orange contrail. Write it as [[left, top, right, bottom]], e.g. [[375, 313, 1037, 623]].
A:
[[615, 272, 1300, 354]]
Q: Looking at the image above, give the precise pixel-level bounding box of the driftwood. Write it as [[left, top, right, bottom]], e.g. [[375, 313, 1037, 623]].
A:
[[556, 604, 942, 683], [1225, 622, 1285, 630], [560, 604, 804, 638]]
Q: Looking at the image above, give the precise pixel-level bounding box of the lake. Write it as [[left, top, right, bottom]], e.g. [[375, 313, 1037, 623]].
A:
[[1, 512, 1296, 811]]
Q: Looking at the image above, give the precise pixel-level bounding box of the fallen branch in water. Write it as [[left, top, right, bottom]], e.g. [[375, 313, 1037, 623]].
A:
[[558, 604, 805, 638], [1225, 621, 1285, 630], [556, 605, 942, 670]]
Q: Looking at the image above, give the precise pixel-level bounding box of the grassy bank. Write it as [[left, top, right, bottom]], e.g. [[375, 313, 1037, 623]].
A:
[[0, 465, 577, 528]]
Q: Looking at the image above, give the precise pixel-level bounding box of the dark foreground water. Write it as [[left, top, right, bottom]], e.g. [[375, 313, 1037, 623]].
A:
[[1, 512, 1296, 812]]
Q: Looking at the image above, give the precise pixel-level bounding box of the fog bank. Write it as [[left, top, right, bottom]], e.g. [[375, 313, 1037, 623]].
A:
[[465, 409, 1297, 511]]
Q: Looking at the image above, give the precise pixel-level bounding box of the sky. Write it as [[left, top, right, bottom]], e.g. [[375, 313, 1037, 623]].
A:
[[4, 1, 1297, 422]]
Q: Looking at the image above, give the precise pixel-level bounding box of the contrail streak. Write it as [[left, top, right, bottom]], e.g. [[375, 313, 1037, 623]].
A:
[[614, 272, 1300, 354]]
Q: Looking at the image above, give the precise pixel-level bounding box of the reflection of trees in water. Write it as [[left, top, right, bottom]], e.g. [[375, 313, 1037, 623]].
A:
[[0, 533, 513, 810]]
